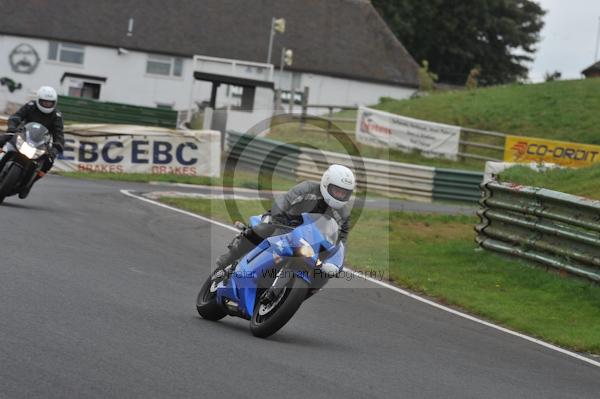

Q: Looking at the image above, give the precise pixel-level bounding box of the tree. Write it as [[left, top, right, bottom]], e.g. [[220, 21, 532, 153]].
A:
[[465, 66, 481, 90], [544, 70, 562, 82], [418, 60, 438, 92], [372, 0, 545, 86]]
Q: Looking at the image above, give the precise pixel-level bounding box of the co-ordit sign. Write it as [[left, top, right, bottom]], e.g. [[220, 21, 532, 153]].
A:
[[504, 135, 600, 168]]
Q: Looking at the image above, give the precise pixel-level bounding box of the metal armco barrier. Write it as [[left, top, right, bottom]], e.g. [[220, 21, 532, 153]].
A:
[[433, 169, 483, 202], [226, 132, 483, 202], [226, 131, 299, 179], [58, 96, 178, 128], [477, 181, 600, 282]]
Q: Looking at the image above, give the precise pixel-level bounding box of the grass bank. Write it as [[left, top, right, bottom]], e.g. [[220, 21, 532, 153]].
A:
[[499, 164, 600, 200], [269, 79, 600, 171], [376, 79, 600, 144], [159, 196, 600, 354]]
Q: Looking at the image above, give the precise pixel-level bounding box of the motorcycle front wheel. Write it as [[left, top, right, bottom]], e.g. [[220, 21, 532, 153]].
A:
[[250, 274, 309, 338], [0, 164, 23, 202]]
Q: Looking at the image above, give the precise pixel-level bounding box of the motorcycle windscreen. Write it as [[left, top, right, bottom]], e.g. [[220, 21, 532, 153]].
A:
[[301, 213, 340, 250], [24, 122, 50, 147]]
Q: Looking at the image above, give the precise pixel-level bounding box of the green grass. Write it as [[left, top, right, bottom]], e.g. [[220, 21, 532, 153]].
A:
[[159, 197, 600, 354], [376, 79, 600, 144], [57, 170, 299, 192], [499, 164, 600, 200]]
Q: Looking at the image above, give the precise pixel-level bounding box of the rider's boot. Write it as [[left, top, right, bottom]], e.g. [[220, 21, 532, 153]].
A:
[[214, 233, 254, 274]]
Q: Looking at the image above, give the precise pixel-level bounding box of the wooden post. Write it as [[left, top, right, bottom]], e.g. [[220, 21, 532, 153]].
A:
[[275, 89, 282, 115], [209, 83, 219, 108], [459, 129, 468, 162], [326, 106, 333, 141], [299, 86, 309, 134], [288, 89, 295, 114]]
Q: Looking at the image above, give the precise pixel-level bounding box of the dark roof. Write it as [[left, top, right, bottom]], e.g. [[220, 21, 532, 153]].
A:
[[0, 0, 419, 87], [582, 61, 600, 76]]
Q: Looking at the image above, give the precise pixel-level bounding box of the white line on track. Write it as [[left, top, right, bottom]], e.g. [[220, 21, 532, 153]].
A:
[[121, 189, 600, 369]]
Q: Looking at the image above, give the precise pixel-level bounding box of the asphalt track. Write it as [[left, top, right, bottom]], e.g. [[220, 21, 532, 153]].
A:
[[1, 175, 599, 399]]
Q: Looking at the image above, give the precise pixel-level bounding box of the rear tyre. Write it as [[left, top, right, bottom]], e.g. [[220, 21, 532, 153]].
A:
[[196, 273, 227, 321], [250, 275, 309, 338], [0, 165, 22, 199]]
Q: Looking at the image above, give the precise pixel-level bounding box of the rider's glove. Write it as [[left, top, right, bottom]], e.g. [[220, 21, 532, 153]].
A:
[[0, 134, 11, 147], [49, 146, 60, 160]]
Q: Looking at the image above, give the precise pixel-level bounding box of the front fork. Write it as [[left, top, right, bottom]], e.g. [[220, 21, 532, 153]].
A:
[[261, 261, 309, 304], [260, 268, 290, 304], [270, 268, 291, 295], [22, 167, 42, 190]]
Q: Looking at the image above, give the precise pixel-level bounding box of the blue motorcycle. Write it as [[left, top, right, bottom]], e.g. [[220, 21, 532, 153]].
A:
[[196, 213, 345, 338]]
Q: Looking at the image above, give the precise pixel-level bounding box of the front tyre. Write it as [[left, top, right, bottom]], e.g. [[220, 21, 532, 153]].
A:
[[0, 165, 22, 199], [196, 273, 227, 321], [250, 275, 309, 338]]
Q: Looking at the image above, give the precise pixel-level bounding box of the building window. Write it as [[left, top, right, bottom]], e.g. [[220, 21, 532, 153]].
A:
[[281, 90, 303, 105], [48, 41, 85, 64], [68, 82, 101, 99], [146, 55, 183, 77]]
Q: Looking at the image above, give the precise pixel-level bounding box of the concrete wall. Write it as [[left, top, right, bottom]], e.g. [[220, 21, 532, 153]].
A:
[[301, 72, 416, 107]]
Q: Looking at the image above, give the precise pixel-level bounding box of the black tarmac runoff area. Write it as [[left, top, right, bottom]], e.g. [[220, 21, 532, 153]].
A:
[[1, 176, 599, 399]]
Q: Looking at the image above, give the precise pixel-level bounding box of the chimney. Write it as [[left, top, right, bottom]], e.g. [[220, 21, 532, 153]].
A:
[[127, 17, 135, 37]]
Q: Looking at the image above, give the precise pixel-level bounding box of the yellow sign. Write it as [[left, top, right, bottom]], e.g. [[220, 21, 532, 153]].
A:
[[504, 135, 600, 168]]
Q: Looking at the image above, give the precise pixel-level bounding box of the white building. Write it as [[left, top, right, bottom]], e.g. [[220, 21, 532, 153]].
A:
[[0, 0, 419, 118]]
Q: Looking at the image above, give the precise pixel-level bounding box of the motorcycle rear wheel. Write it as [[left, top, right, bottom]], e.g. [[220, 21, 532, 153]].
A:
[[250, 275, 309, 338], [196, 272, 227, 321]]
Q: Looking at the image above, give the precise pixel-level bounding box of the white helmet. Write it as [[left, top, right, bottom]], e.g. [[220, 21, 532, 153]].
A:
[[36, 86, 58, 114], [320, 164, 356, 209]]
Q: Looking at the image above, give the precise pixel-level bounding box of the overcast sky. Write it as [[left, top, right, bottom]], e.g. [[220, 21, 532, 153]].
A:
[[529, 0, 600, 82]]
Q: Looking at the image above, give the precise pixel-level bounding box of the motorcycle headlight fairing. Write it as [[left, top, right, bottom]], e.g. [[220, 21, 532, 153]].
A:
[[16, 135, 44, 159], [295, 238, 315, 259], [18, 140, 37, 159]]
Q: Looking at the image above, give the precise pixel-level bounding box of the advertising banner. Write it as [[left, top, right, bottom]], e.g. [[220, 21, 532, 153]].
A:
[[54, 127, 221, 176], [355, 107, 460, 159], [504, 135, 600, 168]]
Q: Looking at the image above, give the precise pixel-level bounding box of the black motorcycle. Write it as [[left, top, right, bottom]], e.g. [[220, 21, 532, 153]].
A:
[[0, 122, 52, 203]]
